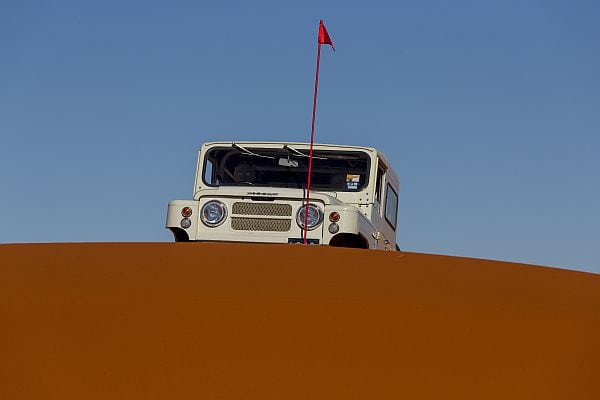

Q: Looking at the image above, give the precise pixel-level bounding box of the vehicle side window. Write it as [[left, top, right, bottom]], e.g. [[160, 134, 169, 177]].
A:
[[375, 165, 385, 205], [203, 158, 215, 185], [385, 184, 398, 230]]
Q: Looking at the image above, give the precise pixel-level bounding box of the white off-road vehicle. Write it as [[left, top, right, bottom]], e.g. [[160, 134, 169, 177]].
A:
[[166, 141, 399, 250]]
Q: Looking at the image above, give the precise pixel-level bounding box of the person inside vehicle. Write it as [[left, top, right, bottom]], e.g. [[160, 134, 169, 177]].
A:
[[233, 162, 257, 184], [330, 173, 348, 190]]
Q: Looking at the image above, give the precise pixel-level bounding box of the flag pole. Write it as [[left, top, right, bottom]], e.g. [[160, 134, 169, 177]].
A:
[[303, 29, 323, 244]]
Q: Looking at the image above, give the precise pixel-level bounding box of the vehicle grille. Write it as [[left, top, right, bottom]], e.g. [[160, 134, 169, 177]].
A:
[[232, 202, 292, 217], [231, 217, 291, 232]]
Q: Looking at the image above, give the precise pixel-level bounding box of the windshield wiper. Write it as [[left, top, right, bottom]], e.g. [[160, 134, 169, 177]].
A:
[[232, 143, 275, 159], [283, 144, 327, 160]]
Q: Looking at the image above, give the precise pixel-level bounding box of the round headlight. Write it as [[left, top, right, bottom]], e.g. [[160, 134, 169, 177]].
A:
[[296, 204, 323, 230], [200, 200, 227, 227]]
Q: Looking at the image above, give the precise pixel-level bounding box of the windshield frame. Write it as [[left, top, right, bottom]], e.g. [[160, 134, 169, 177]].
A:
[[201, 145, 372, 192]]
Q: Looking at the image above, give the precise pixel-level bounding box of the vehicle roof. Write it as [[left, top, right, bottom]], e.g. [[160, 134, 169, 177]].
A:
[[201, 140, 387, 159]]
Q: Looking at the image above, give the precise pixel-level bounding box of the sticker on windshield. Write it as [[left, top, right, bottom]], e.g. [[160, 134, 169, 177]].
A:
[[346, 174, 360, 190]]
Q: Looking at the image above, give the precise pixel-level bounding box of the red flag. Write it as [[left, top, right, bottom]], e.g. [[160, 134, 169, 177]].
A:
[[318, 20, 335, 51]]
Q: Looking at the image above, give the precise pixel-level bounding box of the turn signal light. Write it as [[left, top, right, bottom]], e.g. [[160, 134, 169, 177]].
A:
[[329, 212, 340, 222], [181, 207, 193, 217]]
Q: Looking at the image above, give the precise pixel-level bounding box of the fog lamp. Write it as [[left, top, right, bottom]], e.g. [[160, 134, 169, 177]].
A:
[[180, 218, 192, 229], [328, 223, 339, 234]]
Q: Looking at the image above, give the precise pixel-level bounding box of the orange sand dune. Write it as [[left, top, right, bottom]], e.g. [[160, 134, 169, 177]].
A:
[[1, 242, 599, 399]]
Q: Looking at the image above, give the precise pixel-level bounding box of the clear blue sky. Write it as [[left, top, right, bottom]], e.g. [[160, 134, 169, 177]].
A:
[[1, 1, 599, 273]]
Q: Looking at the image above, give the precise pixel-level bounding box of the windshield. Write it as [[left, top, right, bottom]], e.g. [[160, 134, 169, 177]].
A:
[[203, 146, 371, 191]]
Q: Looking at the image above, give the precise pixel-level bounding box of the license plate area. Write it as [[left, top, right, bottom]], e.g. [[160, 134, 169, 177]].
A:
[[288, 238, 320, 245]]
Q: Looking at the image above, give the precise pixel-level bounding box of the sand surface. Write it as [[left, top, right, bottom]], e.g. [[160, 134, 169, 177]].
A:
[[1, 242, 599, 399]]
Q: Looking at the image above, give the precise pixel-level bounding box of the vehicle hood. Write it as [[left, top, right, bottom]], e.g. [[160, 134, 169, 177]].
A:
[[193, 186, 352, 206]]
